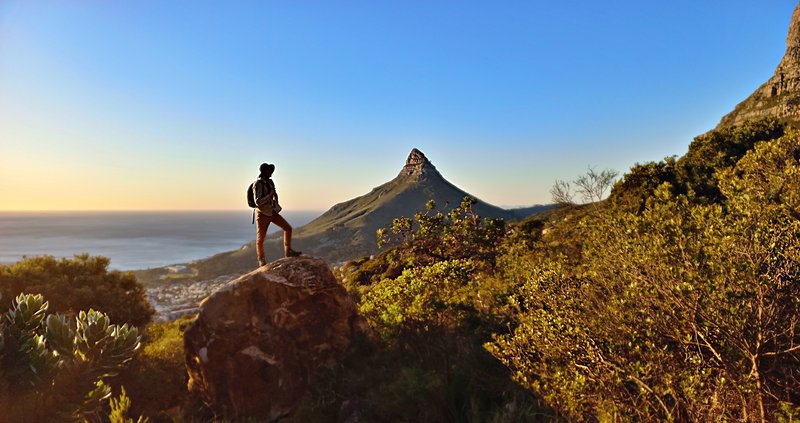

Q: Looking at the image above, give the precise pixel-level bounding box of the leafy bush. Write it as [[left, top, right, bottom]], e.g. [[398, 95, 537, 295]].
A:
[[331, 199, 555, 422], [115, 315, 193, 420], [332, 119, 797, 422], [377, 197, 506, 272], [0, 293, 141, 422], [0, 254, 154, 326], [490, 130, 800, 421], [609, 118, 785, 212], [609, 157, 679, 212], [676, 116, 784, 202], [108, 387, 149, 423], [360, 259, 478, 338]]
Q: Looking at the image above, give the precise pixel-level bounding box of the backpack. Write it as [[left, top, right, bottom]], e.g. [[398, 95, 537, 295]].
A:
[[247, 181, 261, 224], [247, 179, 277, 223], [247, 182, 257, 208]]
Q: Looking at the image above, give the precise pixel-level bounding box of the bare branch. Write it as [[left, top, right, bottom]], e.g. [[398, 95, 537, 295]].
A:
[[550, 179, 575, 205], [574, 166, 619, 204]]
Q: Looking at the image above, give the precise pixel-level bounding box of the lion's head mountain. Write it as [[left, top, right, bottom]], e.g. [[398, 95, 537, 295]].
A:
[[138, 148, 550, 289]]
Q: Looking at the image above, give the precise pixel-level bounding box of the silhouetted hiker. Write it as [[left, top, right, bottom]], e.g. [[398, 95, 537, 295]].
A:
[[253, 163, 301, 266]]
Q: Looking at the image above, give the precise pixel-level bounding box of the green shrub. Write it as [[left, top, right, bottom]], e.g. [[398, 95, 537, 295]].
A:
[[335, 199, 554, 422], [377, 197, 506, 271], [360, 259, 478, 339], [609, 118, 786, 213], [0, 293, 141, 422], [115, 315, 194, 420], [0, 254, 154, 326], [609, 157, 679, 212], [676, 117, 784, 202], [490, 132, 800, 421], [108, 387, 149, 423]]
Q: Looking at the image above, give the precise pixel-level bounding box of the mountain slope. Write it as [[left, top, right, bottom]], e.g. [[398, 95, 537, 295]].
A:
[[300, 148, 518, 236], [189, 149, 549, 277]]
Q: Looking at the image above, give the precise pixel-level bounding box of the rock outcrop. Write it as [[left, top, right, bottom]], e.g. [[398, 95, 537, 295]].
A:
[[398, 148, 438, 177], [184, 256, 365, 421], [719, 2, 800, 127]]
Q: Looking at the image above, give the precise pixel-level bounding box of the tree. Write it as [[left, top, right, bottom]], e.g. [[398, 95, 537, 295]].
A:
[[550, 167, 618, 206], [549, 179, 574, 206], [574, 167, 619, 204], [0, 293, 142, 422]]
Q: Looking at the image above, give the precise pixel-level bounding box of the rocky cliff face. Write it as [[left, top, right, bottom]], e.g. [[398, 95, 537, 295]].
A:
[[719, 3, 800, 127], [184, 256, 366, 421], [398, 148, 438, 177]]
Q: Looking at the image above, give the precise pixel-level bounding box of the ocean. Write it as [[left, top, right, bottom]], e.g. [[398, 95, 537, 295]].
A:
[[0, 211, 321, 270]]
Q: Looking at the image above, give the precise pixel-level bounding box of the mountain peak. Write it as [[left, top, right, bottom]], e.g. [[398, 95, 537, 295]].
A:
[[398, 148, 439, 177], [718, 2, 800, 127]]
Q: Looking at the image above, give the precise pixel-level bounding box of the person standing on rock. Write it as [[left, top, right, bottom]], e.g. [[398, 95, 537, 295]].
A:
[[254, 162, 301, 266]]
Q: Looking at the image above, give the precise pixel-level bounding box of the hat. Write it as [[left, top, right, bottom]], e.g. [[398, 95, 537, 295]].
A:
[[259, 163, 275, 175]]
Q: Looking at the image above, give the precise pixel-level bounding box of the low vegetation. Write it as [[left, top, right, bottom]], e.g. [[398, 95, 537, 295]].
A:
[[0, 255, 154, 327], [115, 315, 193, 421], [334, 117, 799, 422], [0, 293, 141, 422]]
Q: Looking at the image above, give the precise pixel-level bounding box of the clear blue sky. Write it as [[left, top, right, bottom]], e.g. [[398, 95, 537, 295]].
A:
[[0, 1, 795, 210]]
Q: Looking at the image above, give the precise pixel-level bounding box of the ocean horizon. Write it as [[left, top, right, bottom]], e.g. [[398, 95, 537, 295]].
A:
[[0, 210, 322, 270]]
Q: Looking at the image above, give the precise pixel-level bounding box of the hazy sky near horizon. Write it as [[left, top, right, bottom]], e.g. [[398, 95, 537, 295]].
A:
[[0, 1, 796, 211]]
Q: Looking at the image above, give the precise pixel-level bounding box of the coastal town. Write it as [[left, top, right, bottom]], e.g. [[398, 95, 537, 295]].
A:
[[147, 267, 238, 321]]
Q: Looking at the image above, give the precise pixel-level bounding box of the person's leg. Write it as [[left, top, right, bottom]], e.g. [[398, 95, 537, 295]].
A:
[[255, 212, 271, 265], [270, 213, 300, 257]]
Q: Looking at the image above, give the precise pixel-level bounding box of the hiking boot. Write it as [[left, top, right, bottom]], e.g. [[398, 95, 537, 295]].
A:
[[285, 248, 302, 258]]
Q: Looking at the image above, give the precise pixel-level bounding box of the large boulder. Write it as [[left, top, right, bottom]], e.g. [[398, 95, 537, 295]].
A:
[[184, 256, 365, 421]]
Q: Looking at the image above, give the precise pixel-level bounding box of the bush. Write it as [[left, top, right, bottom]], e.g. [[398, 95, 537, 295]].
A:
[[360, 259, 478, 339], [0, 293, 141, 422], [0, 254, 154, 327], [490, 132, 800, 421], [676, 117, 784, 202], [377, 197, 506, 272], [609, 157, 679, 212], [335, 199, 554, 422], [108, 387, 149, 423], [609, 118, 786, 213], [115, 315, 193, 420]]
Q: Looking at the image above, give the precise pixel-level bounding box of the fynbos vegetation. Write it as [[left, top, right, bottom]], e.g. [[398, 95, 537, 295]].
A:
[[0, 255, 154, 327], [338, 117, 800, 422], [0, 293, 141, 422]]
